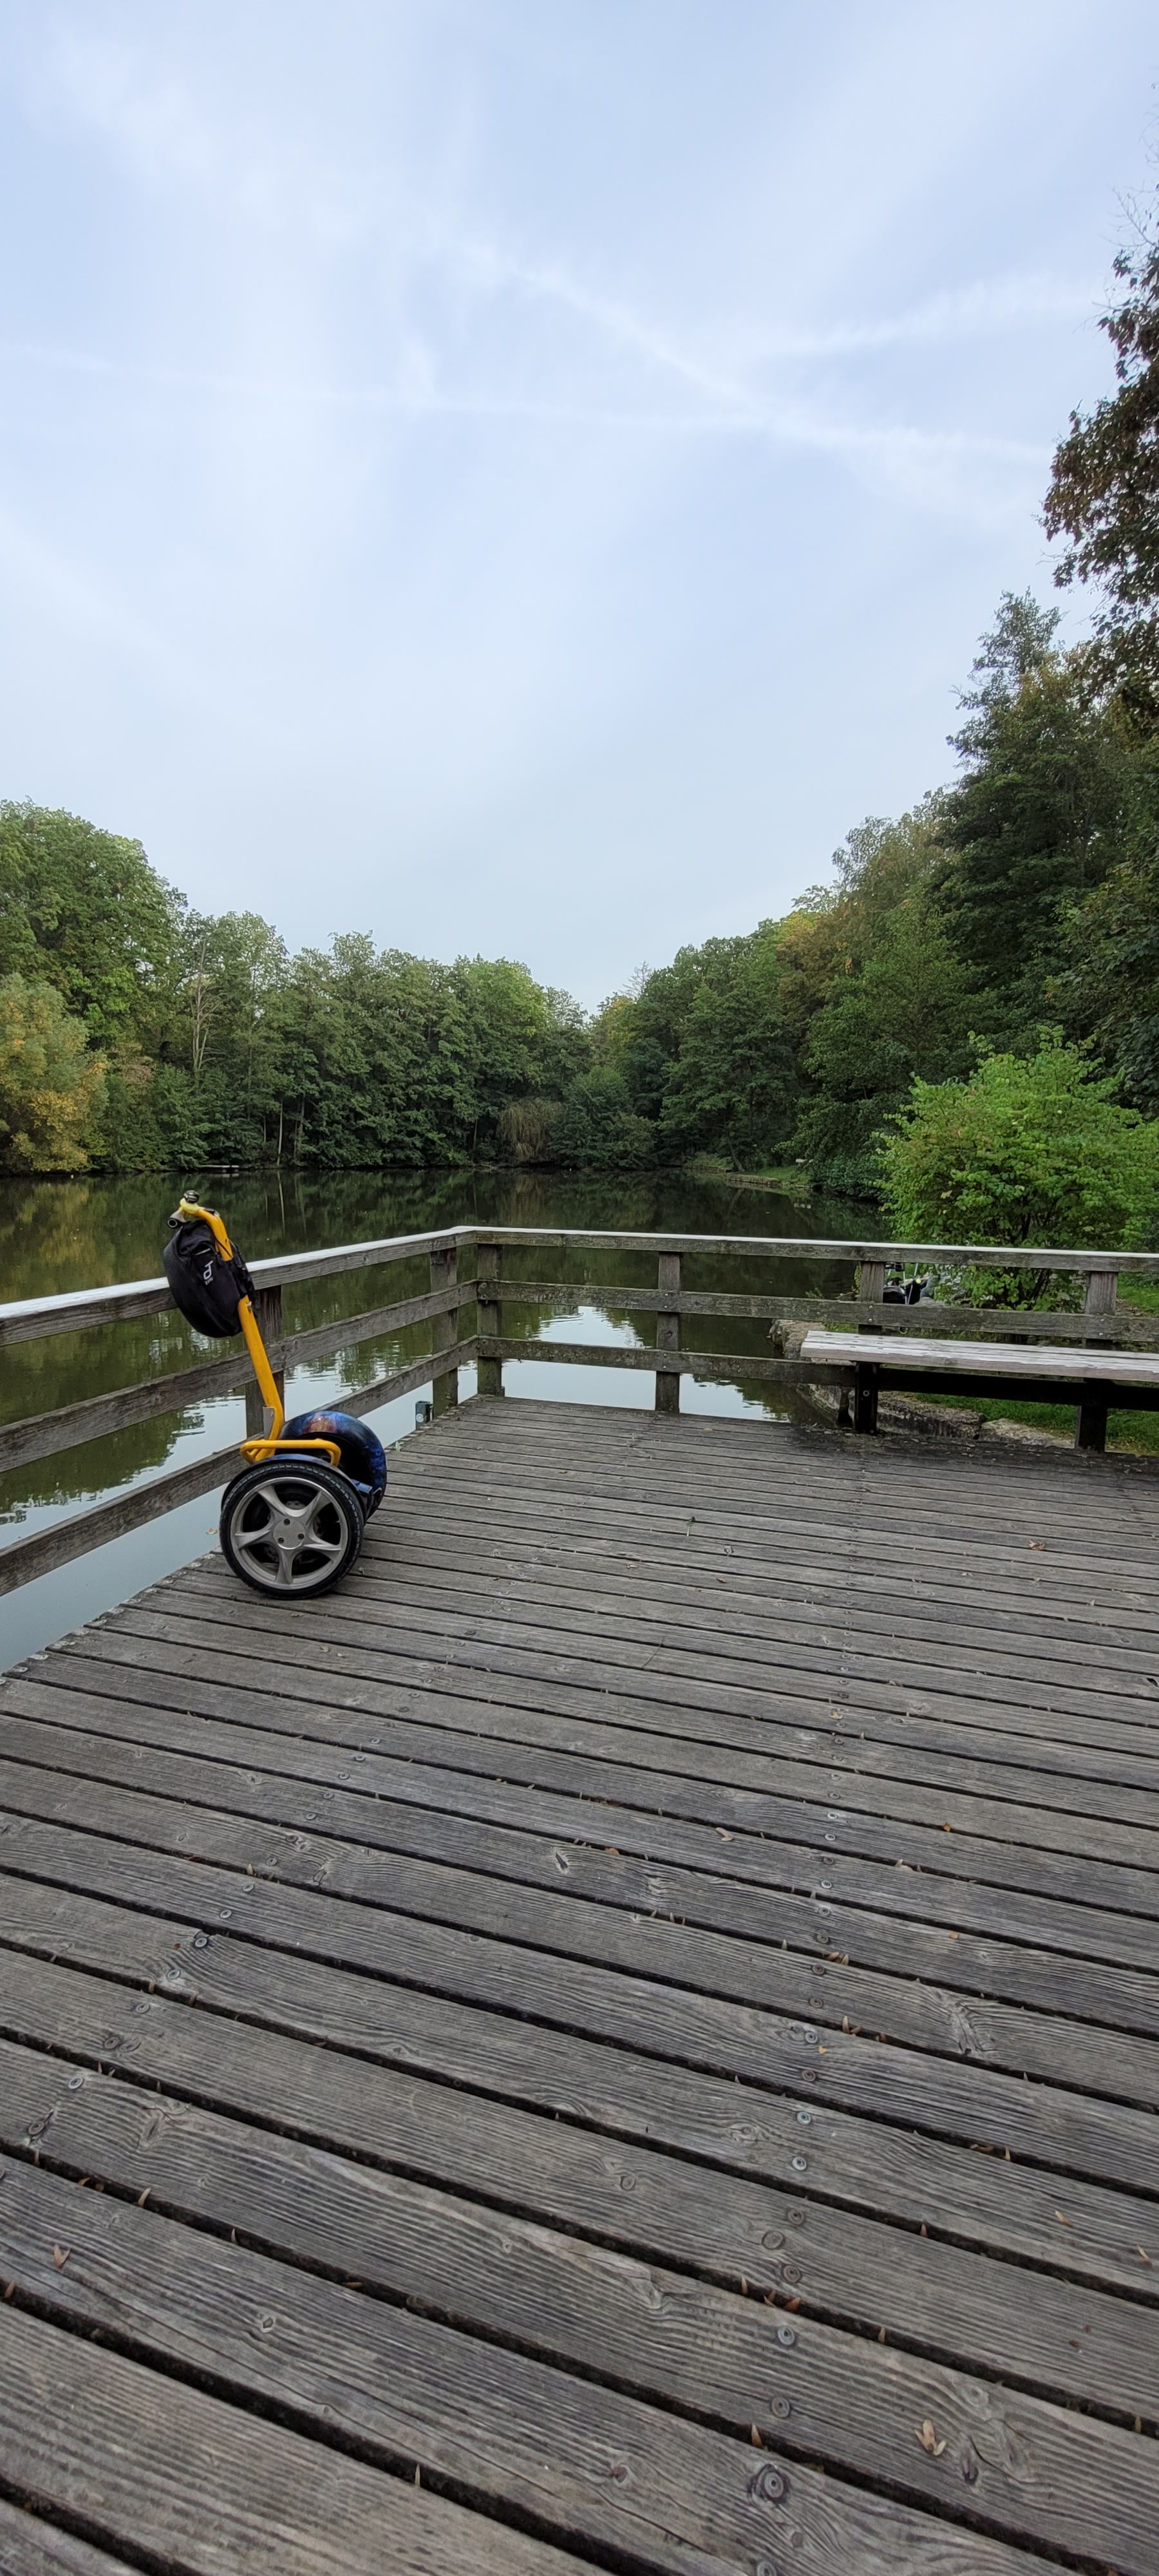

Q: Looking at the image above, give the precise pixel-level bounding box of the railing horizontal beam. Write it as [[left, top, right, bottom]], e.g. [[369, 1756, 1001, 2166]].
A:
[[0, 1337, 475, 1597], [484, 1282, 1159, 1344], [487, 1280, 794, 1319], [0, 1278, 176, 1347], [249, 1227, 463, 1296], [15, 1277, 1149, 1482], [0, 1227, 466, 1348], [479, 1336, 848, 1387], [0, 1282, 471, 1475], [0, 1436, 241, 1598], [0, 1351, 256, 1476], [8, 1222, 1159, 1350], [469, 1226, 1159, 1273]]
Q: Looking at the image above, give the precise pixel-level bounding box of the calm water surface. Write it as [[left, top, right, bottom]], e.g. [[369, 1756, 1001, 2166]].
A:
[[1, 1166, 867, 1664]]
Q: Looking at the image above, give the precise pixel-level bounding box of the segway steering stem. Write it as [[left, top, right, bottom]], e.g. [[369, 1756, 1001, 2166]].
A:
[[173, 1197, 342, 1469]]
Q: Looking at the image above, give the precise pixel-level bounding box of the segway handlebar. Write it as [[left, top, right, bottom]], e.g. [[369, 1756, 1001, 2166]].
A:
[[172, 1198, 342, 1470]]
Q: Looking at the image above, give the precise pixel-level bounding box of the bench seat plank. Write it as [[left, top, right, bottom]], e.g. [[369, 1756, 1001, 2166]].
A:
[[800, 1329, 1159, 1384]]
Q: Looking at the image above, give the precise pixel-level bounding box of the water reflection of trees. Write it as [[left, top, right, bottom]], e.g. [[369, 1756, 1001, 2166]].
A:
[[1, 1169, 868, 1515]]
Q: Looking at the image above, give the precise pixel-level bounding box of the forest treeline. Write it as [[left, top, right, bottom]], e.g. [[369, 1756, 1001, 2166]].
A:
[[3, 191, 1159, 1207]]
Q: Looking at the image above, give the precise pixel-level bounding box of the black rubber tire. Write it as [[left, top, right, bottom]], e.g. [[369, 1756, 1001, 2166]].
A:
[[220, 1458, 364, 1598]]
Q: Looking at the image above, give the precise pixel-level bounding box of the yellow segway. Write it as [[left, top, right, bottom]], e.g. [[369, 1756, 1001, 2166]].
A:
[[163, 1197, 386, 1597]]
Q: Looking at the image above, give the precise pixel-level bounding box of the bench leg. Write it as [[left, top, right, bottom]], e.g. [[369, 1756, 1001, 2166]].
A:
[[854, 1365, 878, 1435], [1075, 1388, 1107, 1453]]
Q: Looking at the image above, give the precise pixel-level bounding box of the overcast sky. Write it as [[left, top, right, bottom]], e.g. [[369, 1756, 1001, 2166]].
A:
[[0, 2, 1153, 1006]]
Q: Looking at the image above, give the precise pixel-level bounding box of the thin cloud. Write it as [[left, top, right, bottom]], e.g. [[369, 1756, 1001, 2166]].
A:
[[449, 237, 1097, 390], [0, 334, 1046, 498], [453, 235, 753, 412], [755, 273, 1100, 357]]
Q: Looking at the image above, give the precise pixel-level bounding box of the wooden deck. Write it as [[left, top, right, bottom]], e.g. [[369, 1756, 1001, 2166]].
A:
[[1, 1396, 1158, 2575]]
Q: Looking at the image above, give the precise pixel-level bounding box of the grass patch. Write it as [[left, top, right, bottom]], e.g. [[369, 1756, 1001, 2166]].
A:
[[1119, 1276, 1159, 1315], [920, 1388, 1159, 1455]]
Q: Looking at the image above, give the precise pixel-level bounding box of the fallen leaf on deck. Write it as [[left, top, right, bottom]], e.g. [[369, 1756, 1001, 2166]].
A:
[[52, 2246, 69, 2269], [917, 2421, 947, 2458]]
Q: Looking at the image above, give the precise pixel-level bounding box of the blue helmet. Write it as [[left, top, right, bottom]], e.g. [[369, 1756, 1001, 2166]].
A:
[[281, 1409, 388, 1514]]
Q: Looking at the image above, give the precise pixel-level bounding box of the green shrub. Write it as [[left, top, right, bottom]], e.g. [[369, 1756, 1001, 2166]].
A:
[[880, 1035, 1159, 1302]]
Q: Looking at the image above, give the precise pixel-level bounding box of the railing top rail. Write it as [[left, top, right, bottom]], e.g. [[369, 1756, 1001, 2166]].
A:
[[470, 1226, 1159, 1274], [3, 1222, 1159, 1347], [0, 1225, 464, 1347]]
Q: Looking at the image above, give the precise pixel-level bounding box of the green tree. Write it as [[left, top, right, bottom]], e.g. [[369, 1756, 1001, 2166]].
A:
[[656, 925, 798, 1164], [535, 985, 591, 1101], [495, 1096, 564, 1164], [785, 804, 968, 1190], [552, 1068, 654, 1168], [793, 898, 974, 1192], [267, 945, 352, 1165], [0, 973, 106, 1171], [599, 930, 800, 1164], [1044, 189, 1159, 719], [173, 909, 288, 1158], [605, 949, 708, 1124], [0, 802, 182, 1045], [880, 1036, 1159, 1302], [450, 957, 587, 1156], [935, 596, 1127, 1034], [1053, 735, 1159, 1106]]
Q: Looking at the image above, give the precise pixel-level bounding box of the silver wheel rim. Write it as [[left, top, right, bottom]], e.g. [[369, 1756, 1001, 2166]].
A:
[[228, 1475, 353, 1592]]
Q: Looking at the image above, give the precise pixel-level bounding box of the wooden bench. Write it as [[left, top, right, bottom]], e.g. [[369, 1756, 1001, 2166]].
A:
[[799, 1326, 1159, 1451]]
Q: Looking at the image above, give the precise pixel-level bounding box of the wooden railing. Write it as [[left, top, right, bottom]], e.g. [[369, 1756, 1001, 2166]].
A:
[[3, 1224, 1158, 1595]]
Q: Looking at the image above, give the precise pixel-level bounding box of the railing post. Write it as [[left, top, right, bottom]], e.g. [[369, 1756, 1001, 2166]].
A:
[[1085, 1269, 1118, 1317], [858, 1260, 885, 1307], [655, 1251, 681, 1415], [429, 1245, 459, 1416], [245, 1284, 284, 1436], [1077, 1271, 1117, 1452], [476, 1241, 503, 1398]]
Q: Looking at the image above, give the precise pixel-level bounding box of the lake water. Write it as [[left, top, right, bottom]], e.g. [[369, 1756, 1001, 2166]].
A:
[[1, 1166, 868, 1665]]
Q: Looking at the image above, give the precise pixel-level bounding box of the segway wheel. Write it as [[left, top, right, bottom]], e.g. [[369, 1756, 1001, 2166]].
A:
[[220, 1459, 364, 1597]]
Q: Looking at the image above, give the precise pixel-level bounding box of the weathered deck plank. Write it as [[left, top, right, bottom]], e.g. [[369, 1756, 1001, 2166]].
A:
[[3, 1731, 1158, 2070], [1, 1399, 1157, 2572], [0, 2499, 137, 2576], [15, 1658, 1159, 1976]]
